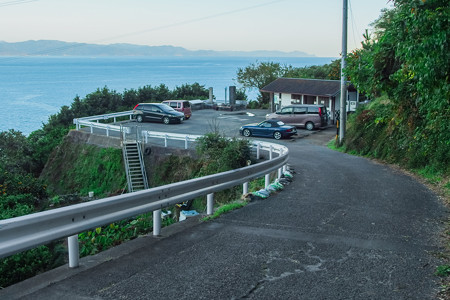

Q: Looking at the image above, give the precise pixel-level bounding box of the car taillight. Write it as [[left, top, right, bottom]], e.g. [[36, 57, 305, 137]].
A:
[[318, 107, 322, 116], [133, 104, 139, 110], [286, 128, 292, 132]]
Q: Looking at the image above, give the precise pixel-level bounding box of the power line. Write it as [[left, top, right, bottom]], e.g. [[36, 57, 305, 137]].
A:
[[0, 0, 38, 7], [348, 0, 360, 50], [93, 0, 287, 44], [0, 0, 287, 62]]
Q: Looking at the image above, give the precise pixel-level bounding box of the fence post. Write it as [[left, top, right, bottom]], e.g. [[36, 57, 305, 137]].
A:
[[278, 148, 283, 178], [243, 182, 248, 195], [207, 193, 214, 215], [153, 209, 161, 236], [68, 234, 79, 268]]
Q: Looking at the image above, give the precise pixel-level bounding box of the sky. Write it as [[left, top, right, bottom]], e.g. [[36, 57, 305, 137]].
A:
[[0, 0, 394, 57]]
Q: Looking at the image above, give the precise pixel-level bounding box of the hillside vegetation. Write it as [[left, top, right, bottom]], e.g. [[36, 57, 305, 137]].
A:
[[343, 0, 449, 181]]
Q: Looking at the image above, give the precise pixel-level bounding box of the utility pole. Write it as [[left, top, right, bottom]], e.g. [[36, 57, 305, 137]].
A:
[[339, 0, 348, 144]]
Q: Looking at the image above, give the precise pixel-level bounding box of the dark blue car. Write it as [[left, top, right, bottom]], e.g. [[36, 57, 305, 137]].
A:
[[239, 120, 297, 140]]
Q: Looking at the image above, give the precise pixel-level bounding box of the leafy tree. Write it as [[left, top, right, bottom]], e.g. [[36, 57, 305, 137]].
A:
[[344, 0, 449, 172], [0, 130, 35, 174], [172, 83, 209, 100], [236, 88, 248, 100], [236, 62, 286, 104]]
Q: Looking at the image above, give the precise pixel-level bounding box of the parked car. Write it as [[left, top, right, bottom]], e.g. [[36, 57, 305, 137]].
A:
[[162, 100, 192, 119], [266, 104, 328, 130], [133, 103, 184, 124], [239, 120, 297, 140]]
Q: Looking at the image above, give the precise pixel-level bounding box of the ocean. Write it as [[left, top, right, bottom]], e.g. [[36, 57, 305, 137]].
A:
[[0, 56, 335, 135]]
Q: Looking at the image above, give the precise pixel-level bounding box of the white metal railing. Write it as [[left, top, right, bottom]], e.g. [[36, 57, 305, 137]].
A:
[[141, 130, 201, 149], [0, 131, 289, 269], [73, 111, 134, 136]]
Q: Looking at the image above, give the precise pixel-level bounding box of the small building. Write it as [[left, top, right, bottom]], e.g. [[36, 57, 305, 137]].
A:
[[260, 78, 359, 122]]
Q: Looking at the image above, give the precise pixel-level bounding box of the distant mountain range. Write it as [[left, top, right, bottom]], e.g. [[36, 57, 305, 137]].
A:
[[0, 40, 314, 57]]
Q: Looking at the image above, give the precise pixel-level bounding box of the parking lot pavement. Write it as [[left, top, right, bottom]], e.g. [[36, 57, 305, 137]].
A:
[[119, 109, 334, 141]]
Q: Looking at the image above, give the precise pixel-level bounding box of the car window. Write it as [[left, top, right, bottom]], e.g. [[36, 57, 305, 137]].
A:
[[151, 106, 162, 113], [280, 107, 293, 114], [294, 107, 307, 114], [170, 102, 177, 108], [261, 122, 272, 128], [308, 107, 319, 114], [183, 101, 191, 108], [276, 121, 285, 126]]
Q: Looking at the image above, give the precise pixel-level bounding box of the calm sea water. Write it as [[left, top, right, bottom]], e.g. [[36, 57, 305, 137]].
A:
[[0, 56, 335, 135]]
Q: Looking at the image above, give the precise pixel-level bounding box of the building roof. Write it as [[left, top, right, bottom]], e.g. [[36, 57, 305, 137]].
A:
[[260, 78, 349, 97]]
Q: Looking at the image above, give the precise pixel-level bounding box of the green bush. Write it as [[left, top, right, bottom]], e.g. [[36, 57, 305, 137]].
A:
[[0, 243, 66, 288], [196, 132, 251, 176], [344, 1, 449, 174]]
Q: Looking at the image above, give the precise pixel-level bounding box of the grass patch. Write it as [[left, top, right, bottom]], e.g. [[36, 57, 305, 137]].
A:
[[436, 265, 450, 277], [202, 201, 247, 221]]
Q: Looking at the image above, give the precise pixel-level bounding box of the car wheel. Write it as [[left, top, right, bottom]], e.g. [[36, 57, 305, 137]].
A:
[[306, 122, 314, 131], [136, 115, 143, 123], [163, 117, 170, 125], [243, 129, 251, 137], [273, 131, 282, 140]]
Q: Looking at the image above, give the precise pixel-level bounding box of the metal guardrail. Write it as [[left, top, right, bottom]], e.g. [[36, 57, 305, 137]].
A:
[[73, 111, 134, 135], [0, 113, 289, 268], [141, 130, 201, 149]]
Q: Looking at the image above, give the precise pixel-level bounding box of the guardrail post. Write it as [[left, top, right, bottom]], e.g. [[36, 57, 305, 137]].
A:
[[68, 234, 79, 268], [185, 136, 188, 149], [164, 134, 168, 147], [265, 174, 270, 189], [257, 143, 261, 159], [113, 117, 117, 123], [153, 209, 161, 236], [278, 149, 283, 178], [207, 193, 214, 215], [106, 126, 110, 137], [243, 182, 248, 195], [269, 145, 273, 160], [90, 126, 93, 134], [145, 131, 148, 143]]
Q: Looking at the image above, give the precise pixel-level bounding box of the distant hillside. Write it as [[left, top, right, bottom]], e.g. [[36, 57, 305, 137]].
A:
[[0, 40, 314, 57]]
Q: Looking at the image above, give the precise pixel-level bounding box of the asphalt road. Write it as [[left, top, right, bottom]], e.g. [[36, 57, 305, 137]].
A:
[[2, 111, 446, 299]]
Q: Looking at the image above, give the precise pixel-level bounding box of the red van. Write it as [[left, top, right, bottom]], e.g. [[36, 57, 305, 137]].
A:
[[162, 100, 192, 120]]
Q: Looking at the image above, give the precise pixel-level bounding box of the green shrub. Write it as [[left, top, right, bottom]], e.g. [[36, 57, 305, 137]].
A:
[[196, 132, 251, 176], [0, 243, 66, 288]]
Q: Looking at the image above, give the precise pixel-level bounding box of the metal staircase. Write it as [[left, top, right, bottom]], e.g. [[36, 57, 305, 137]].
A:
[[122, 141, 149, 192]]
